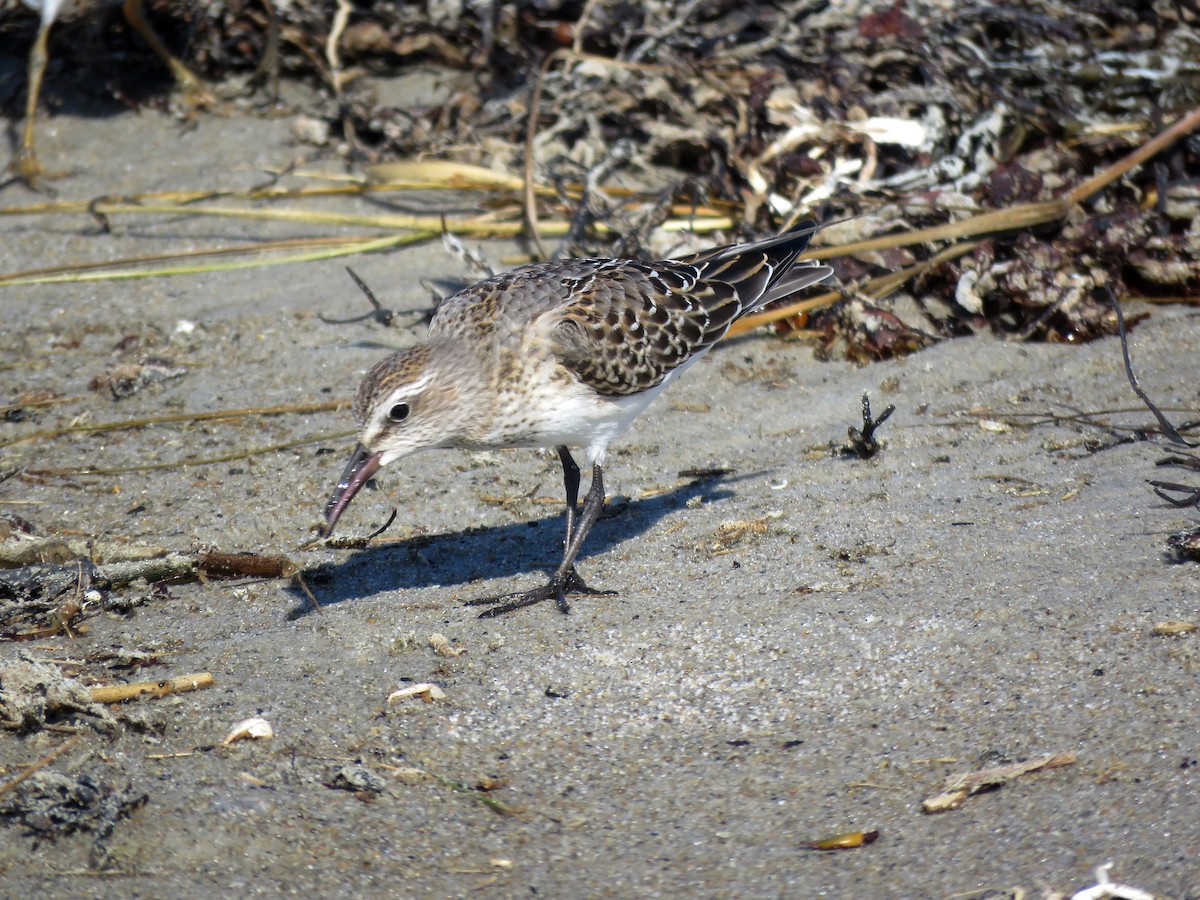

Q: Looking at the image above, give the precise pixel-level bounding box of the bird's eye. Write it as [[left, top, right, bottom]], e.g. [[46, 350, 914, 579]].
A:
[[388, 402, 411, 422]]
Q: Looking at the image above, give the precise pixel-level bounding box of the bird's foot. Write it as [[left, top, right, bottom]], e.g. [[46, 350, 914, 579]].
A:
[[6, 148, 65, 193], [465, 567, 615, 618], [177, 75, 222, 114], [160, 67, 228, 122]]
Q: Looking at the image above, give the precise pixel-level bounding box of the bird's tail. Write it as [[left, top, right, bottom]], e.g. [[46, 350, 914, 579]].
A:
[[677, 220, 834, 314]]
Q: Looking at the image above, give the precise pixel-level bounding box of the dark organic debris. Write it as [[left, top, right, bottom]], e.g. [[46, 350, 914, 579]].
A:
[[327, 764, 386, 797], [838, 393, 895, 460], [89, 357, 187, 400], [1114, 294, 1198, 451], [1151, 470, 1200, 509], [1113, 290, 1200, 560], [0, 771, 147, 869], [1167, 528, 1200, 562], [812, 300, 937, 363]]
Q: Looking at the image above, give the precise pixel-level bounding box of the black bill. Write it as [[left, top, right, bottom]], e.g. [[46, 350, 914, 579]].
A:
[[321, 442, 383, 537]]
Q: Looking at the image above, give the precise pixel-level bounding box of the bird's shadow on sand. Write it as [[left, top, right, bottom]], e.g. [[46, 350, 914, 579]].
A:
[[286, 470, 752, 618]]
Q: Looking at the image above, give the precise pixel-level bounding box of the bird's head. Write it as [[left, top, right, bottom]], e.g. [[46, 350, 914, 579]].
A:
[[320, 341, 477, 536]]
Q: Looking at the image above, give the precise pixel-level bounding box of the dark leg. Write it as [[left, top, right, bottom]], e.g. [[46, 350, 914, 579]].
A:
[[558, 445, 581, 548], [555, 445, 596, 594], [556, 463, 606, 594], [467, 460, 615, 617]]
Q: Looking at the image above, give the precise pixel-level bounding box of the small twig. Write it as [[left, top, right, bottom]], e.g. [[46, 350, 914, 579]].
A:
[[554, 139, 635, 259], [0, 735, 83, 800], [0, 549, 307, 637], [0, 401, 345, 450], [197, 552, 297, 579], [439, 220, 495, 278], [627, 0, 707, 62], [1149, 480, 1200, 507], [1066, 103, 1200, 206], [1111, 287, 1196, 448], [292, 570, 322, 612], [364, 510, 398, 541], [89, 673, 214, 704], [572, 0, 601, 53], [325, 0, 353, 95], [318, 267, 396, 326], [247, 0, 281, 103], [611, 182, 684, 259], [92, 553, 199, 588]]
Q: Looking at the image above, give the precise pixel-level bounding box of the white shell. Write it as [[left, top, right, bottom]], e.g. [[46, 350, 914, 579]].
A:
[[222, 716, 274, 745]]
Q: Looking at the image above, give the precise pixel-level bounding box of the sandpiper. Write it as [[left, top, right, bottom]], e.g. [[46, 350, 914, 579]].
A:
[[321, 222, 833, 616]]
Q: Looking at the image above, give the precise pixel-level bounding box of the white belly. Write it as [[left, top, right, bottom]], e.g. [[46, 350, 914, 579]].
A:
[[480, 353, 706, 465]]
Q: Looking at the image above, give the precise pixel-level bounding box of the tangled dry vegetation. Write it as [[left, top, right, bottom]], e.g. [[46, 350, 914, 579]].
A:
[[3, 0, 1198, 355]]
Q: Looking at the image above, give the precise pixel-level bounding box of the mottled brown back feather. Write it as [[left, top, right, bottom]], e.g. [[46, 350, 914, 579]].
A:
[[419, 222, 828, 399], [551, 222, 824, 396]]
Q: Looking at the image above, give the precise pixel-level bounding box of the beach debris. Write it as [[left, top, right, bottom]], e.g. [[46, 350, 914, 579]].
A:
[[91, 673, 214, 705], [922, 751, 1077, 813], [807, 829, 880, 851], [387, 683, 446, 704], [0, 770, 147, 869], [1070, 862, 1156, 900], [429, 633, 466, 657], [1151, 620, 1197, 636], [221, 716, 274, 746], [90, 357, 187, 400], [0, 655, 118, 734]]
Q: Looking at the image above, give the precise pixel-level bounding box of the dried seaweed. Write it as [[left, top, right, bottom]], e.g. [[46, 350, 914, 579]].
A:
[[838, 393, 895, 459], [5, 1, 1200, 353], [0, 770, 147, 869]]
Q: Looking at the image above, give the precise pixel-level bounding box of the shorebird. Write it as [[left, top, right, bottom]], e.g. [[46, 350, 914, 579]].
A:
[[321, 223, 833, 616], [8, 0, 214, 188]]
